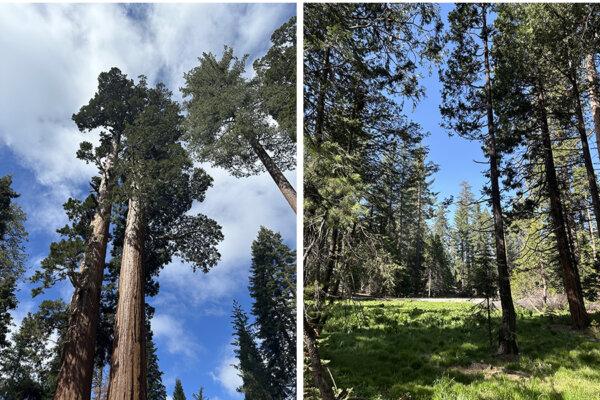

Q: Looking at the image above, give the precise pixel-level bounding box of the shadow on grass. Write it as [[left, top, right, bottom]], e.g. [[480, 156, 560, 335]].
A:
[[319, 301, 600, 400]]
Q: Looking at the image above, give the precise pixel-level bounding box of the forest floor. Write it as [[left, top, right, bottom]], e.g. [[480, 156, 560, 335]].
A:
[[319, 299, 600, 400]]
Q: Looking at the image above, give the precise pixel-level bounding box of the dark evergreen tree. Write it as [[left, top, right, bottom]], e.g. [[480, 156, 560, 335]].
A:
[[0, 300, 68, 399], [192, 387, 207, 400], [0, 175, 26, 348], [172, 379, 186, 400], [249, 227, 296, 399], [231, 302, 270, 400]]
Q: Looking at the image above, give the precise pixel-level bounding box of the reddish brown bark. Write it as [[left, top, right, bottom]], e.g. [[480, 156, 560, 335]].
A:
[[54, 138, 118, 400], [106, 197, 147, 400], [536, 82, 590, 330]]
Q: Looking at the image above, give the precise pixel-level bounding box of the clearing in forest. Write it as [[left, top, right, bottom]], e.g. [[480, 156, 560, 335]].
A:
[[319, 300, 600, 400]]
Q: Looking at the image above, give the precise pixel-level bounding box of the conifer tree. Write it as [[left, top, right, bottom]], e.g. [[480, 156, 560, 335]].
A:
[[172, 379, 186, 400], [249, 227, 296, 399], [0, 300, 67, 399], [192, 387, 207, 400], [453, 182, 475, 294], [494, 3, 590, 329], [49, 67, 147, 399], [0, 175, 26, 348], [231, 302, 270, 400], [182, 19, 297, 212], [441, 3, 519, 355]]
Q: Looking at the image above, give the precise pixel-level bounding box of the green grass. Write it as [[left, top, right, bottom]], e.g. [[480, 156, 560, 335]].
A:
[[318, 300, 600, 400]]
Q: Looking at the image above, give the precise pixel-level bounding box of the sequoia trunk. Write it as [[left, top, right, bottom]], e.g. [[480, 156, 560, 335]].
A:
[[482, 7, 518, 356], [107, 196, 147, 399], [54, 137, 119, 400]]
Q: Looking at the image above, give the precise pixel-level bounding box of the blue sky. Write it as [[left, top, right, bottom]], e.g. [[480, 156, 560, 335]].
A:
[[415, 4, 489, 215], [0, 3, 295, 399]]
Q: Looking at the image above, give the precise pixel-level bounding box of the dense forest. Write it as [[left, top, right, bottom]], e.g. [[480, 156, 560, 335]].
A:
[[0, 16, 296, 400], [304, 3, 600, 399]]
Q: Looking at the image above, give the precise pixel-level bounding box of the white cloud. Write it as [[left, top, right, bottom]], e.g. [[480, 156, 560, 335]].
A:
[[151, 313, 203, 359], [211, 354, 242, 398]]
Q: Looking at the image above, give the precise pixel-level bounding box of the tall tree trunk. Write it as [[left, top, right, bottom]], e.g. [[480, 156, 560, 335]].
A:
[[571, 69, 600, 236], [249, 137, 296, 213], [482, 7, 518, 356], [107, 197, 147, 400], [304, 317, 335, 400], [315, 47, 331, 147], [536, 82, 590, 330], [54, 137, 119, 400], [585, 53, 600, 161], [588, 207, 597, 257]]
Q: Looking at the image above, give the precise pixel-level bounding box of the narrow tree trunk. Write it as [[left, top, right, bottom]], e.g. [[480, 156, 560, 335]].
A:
[[54, 137, 119, 400], [107, 197, 147, 400], [585, 53, 600, 161], [321, 228, 340, 297], [540, 262, 548, 308], [588, 207, 597, 257], [482, 7, 518, 356], [315, 47, 331, 147], [536, 82, 590, 330], [249, 137, 296, 213], [571, 69, 600, 236], [304, 317, 335, 400]]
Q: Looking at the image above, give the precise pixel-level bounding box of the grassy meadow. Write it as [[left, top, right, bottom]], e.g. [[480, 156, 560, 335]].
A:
[[318, 300, 600, 400]]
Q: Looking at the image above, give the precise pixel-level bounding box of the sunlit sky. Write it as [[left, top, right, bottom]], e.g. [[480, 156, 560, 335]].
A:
[[0, 3, 295, 399]]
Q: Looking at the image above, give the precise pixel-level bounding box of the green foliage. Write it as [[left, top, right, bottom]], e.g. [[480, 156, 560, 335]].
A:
[[231, 301, 271, 400], [172, 379, 186, 400], [30, 195, 96, 295], [182, 41, 295, 177], [249, 227, 296, 398], [253, 16, 296, 140], [0, 300, 68, 399], [192, 387, 207, 400], [0, 175, 26, 348], [147, 328, 167, 400], [319, 300, 600, 400]]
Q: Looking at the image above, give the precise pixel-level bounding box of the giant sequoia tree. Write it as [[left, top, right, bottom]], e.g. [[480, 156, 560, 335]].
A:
[[106, 81, 222, 399], [182, 17, 297, 212], [49, 68, 145, 400]]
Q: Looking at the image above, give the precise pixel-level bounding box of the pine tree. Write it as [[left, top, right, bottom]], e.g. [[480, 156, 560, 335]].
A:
[[453, 182, 475, 294], [192, 387, 207, 400], [147, 327, 167, 400], [441, 3, 519, 355], [494, 3, 590, 329], [172, 379, 186, 400], [231, 302, 270, 400], [253, 17, 296, 140], [249, 227, 296, 399], [182, 19, 297, 212], [0, 175, 26, 348], [0, 300, 68, 399]]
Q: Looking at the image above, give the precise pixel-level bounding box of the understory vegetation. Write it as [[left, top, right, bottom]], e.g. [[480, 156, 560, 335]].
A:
[[320, 300, 600, 400]]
